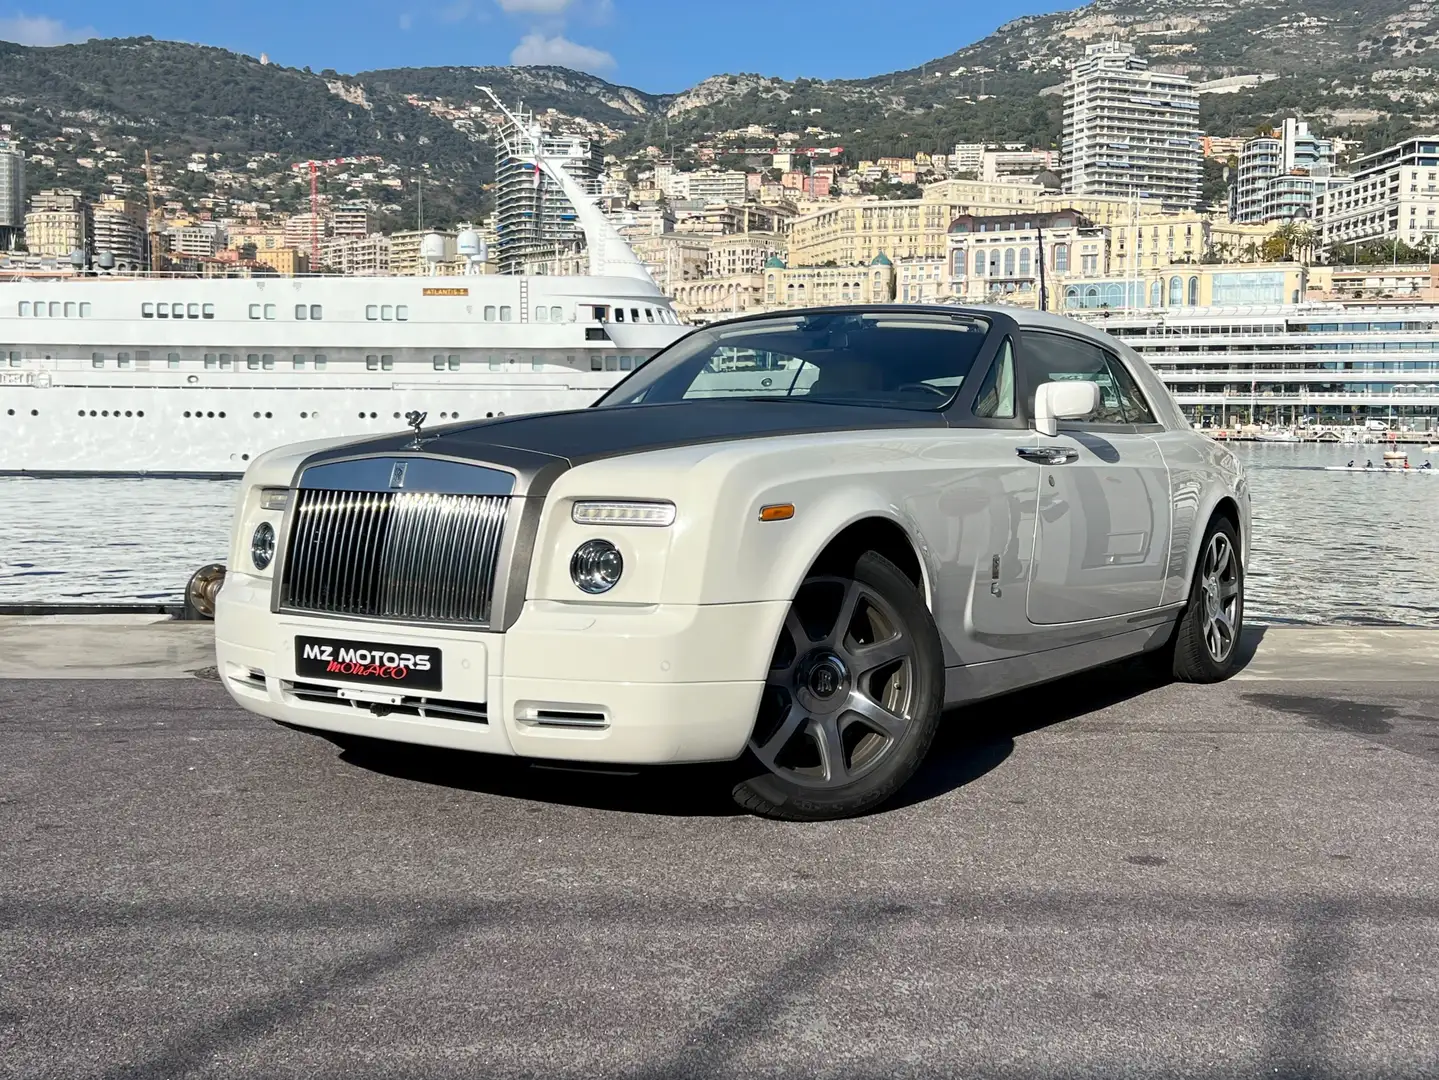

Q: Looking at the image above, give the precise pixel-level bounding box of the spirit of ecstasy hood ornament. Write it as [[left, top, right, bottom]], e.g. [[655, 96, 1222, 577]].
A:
[[403, 410, 437, 450]]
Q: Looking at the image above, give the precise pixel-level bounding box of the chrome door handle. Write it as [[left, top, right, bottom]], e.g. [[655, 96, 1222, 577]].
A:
[[1017, 446, 1079, 465]]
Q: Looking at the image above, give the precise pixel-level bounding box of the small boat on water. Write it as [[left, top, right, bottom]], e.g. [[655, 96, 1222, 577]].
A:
[[1323, 465, 1437, 473]]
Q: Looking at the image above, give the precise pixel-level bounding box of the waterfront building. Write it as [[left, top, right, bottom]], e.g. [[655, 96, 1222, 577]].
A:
[[1061, 42, 1202, 210], [0, 142, 23, 250], [1316, 136, 1439, 250], [492, 106, 602, 275], [24, 189, 90, 258], [1232, 120, 1338, 224], [669, 272, 765, 319], [1074, 302, 1439, 428], [1060, 261, 1308, 314]]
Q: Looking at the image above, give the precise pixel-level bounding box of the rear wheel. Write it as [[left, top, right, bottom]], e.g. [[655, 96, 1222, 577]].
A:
[[731, 551, 944, 821], [1165, 516, 1244, 682]]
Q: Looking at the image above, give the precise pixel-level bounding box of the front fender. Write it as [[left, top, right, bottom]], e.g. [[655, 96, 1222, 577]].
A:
[[692, 481, 936, 609]]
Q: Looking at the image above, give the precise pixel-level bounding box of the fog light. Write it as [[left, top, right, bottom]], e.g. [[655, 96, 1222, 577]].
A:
[[570, 539, 623, 594], [250, 521, 276, 571]]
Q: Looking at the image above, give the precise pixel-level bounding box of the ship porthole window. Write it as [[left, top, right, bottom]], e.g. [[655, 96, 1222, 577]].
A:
[[125, 411, 132, 417], [207, 411, 215, 419], [6, 409, 13, 416], [242, 454, 250, 461], [102, 410, 109, 417], [89, 410, 97, 417], [486, 411, 493, 418], [393, 412, 400, 419], [184, 411, 191, 418], [137, 411, 144, 417], [76, 410, 83, 417], [300, 412, 308, 419], [265, 411, 272, 419], [254, 412, 261, 418], [370, 412, 377, 419], [30, 409, 37, 416]]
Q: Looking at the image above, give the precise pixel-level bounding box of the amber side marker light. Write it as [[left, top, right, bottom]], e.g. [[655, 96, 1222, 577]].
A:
[[759, 503, 795, 522]]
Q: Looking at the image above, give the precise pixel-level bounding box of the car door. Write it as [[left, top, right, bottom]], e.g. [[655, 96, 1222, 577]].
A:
[[1016, 329, 1172, 625]]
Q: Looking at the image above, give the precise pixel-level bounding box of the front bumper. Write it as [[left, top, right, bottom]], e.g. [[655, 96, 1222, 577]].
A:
[[214, 573, 785, 765]]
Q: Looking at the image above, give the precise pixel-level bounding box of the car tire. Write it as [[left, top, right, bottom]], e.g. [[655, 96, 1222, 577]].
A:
[[731, 550, 945, 821], [1165, 516, 1245, 683]]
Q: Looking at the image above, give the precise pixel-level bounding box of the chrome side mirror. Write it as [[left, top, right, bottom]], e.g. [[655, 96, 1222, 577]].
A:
[[1033, 380, 1100, 438]]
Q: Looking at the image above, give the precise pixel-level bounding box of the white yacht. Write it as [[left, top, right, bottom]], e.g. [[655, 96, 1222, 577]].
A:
[[0, 155, 687, 477]]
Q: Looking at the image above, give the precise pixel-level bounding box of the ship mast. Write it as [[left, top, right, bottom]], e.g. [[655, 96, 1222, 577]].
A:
[[477, 86, 655, 284]]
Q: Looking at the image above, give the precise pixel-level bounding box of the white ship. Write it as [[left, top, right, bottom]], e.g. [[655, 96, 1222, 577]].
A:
[[0, 125, 687, 477]]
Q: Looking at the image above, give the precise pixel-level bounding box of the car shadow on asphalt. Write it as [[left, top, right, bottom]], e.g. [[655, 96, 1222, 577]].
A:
[[330, 628, 1267, 819]]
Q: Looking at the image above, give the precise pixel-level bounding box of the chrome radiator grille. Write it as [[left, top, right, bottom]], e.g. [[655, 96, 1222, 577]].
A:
[[281, 488, 509, 624]]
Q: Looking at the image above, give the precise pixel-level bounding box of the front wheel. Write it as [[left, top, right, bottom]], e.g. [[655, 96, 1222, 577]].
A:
[[1165, 516, 1245, 682], [731, 551, 945, 821]]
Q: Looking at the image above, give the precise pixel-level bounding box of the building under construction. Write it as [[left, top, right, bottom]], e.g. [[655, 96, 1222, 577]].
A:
[[491, 105, 602, 275]]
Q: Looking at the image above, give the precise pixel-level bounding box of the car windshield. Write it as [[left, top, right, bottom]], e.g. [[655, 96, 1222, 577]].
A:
[[595, 310, 993, 412]]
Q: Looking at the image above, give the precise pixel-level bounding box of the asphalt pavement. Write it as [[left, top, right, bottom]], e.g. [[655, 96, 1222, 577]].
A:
[[3, 648, 1439, 1079]]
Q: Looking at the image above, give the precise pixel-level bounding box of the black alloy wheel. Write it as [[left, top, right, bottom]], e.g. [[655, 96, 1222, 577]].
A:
[[732, 551, 945, 820]]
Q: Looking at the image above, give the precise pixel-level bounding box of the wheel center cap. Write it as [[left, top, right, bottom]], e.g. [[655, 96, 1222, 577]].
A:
[[799, 653, 849, 707]]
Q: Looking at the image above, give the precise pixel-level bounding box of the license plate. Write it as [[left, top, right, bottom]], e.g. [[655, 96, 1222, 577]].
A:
[[294, 636, 442, 692]]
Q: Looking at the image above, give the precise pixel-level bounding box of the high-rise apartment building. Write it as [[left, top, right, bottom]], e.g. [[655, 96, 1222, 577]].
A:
[[284, 211, 328, 251], [1231, 119, 1336, 224], [1316, 136, 1439, 250], [323, 233, 392, 276], [1061, 42, 1202, 210], [91, 196, 146, 269], [331, 203, 371, 237], [24, 189, 90, 257], [0, 142, 24, 250], [493, 106, 602, 275]]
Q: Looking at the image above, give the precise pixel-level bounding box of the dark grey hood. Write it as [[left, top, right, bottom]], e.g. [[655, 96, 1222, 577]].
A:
[[297, 399, 948, 491]]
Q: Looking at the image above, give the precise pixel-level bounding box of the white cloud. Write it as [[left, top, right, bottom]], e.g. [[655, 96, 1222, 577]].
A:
[[509, 31, 613, 72], [496, 0, 573, 13], [0, 13, 97, 46], [398, 11, 413, 29]]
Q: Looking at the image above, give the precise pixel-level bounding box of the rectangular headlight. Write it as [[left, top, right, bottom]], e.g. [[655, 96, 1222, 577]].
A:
[[571, 500, 676, 527], [260, 488, 291, 511]]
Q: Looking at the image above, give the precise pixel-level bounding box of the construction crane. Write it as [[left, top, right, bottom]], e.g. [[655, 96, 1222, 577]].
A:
[[288, 155, 383, 271], [144, 149, 164, 274], [287, 160, 321, 271]]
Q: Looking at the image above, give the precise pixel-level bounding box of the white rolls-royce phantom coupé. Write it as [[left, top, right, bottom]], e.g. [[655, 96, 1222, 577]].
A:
[[216, 305, 1249, 819]]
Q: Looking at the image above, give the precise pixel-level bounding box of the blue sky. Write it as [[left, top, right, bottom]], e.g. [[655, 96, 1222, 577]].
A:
[[0, 1, 1076, 92]]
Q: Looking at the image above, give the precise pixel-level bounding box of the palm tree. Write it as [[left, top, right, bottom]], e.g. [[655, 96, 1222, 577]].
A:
[[1272, 221, 1299, 261], [1291, 223, 1317, 265], [1241, 241, 1261, 264]]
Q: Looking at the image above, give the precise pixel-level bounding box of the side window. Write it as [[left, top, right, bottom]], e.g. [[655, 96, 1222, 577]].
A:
[[1100, 352, 1157, 425], [972, 339, 1015, 419], [1019, 332, 1128, 425]]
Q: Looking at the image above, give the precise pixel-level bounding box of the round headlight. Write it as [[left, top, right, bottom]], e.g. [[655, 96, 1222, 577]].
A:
[[570, 539, 623, 594], [250, 521, 276, 571]]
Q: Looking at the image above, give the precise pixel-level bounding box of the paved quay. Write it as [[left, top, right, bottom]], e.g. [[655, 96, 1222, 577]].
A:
[[1, 620, 1438, 1078]]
